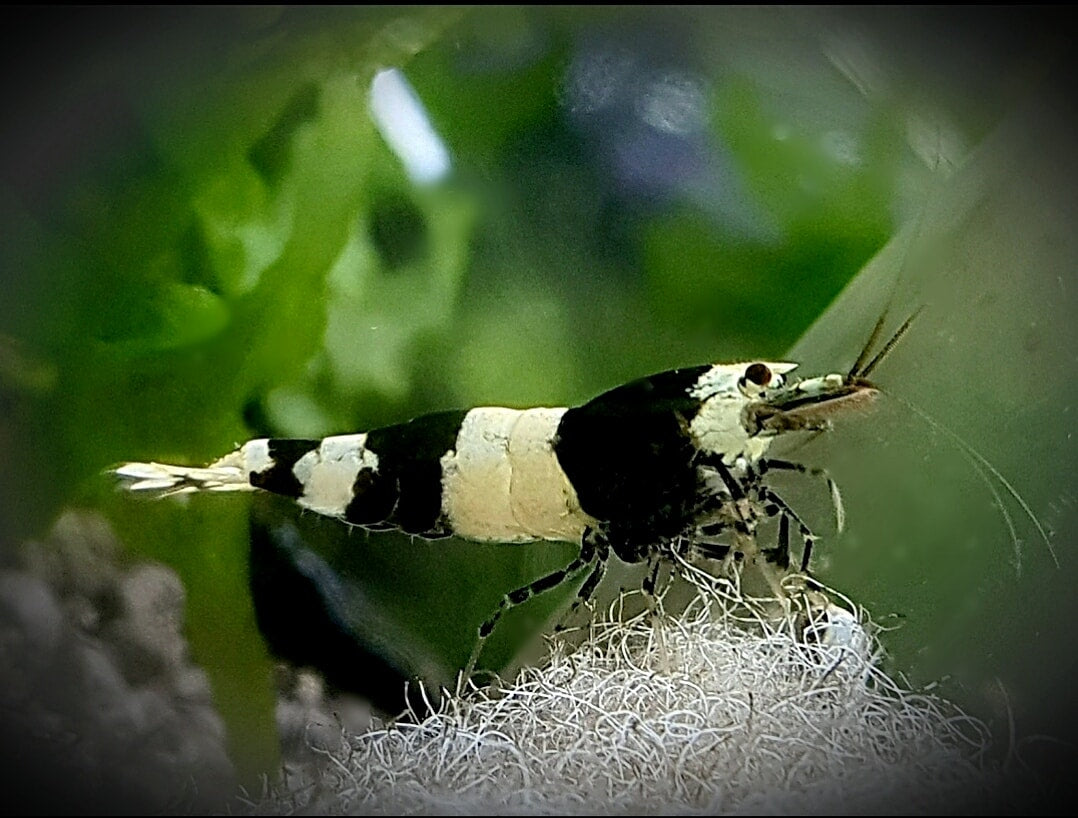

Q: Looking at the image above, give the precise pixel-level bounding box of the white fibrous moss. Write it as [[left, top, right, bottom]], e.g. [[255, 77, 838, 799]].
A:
[[250, 576, 995, 815]]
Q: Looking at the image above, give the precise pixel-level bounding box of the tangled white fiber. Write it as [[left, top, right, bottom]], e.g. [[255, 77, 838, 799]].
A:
[[252, 571, 996, 815]]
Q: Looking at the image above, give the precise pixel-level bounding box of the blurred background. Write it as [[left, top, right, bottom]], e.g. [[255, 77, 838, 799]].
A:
[[1, 5, 1075, 808]]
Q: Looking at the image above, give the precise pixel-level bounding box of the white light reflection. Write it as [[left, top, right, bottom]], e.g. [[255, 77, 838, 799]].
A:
[[820, 129, 862, 166], [636, 71, 707, 136], [564, 46, 636, 115], [369, 68, 451, 185]]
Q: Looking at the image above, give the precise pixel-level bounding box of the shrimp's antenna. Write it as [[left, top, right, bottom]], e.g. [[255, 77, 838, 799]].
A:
[[852, 308, 923, 380], [848, 312, 890, 380], [889, 392, 1058, 574]]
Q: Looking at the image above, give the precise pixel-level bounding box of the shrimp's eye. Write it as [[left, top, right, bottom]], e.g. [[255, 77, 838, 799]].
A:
[[744, 363, 772, 386], [738, 363, 775, 397], [745, 364, 771, 387]]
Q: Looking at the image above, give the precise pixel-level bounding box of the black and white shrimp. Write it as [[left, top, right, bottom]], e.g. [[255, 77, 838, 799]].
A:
[[115, 316, 913, 673]]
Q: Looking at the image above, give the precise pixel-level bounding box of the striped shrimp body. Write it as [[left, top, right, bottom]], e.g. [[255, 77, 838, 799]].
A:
[[116, 317, 914, 674]]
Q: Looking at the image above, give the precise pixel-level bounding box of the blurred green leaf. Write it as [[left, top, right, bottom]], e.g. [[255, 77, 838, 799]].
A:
[[97, 281, 230, 352]]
